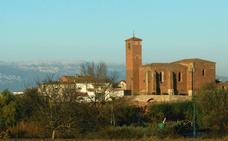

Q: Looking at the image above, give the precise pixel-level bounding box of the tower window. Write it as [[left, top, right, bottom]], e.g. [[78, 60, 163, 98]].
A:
[[128, 43, 131, 49], [178, 72, 182, 82], [202, 69, 205, 76]]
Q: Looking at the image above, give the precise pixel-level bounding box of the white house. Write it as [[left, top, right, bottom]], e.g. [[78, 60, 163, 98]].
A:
[[38, 75, 117, 102]]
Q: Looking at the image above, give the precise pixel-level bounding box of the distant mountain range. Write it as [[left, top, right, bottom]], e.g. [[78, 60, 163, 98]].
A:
[[217, 76, 228, 82], [0, 61, 125, 91], [0, 61, 227, 92]]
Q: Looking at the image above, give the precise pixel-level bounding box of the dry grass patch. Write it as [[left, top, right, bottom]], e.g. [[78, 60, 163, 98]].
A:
[[2, 137, 228, 141]]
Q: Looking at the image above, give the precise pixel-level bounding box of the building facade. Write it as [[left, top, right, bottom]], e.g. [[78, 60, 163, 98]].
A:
[[38, 75, 126, 102], [125, 36, 216, 95]]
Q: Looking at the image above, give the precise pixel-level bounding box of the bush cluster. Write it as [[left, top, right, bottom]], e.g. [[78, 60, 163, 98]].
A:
[[0, 83, 227, 139]]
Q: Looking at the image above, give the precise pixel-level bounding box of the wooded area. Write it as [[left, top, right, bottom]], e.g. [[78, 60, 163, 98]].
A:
[[0, 63, 227, 139]]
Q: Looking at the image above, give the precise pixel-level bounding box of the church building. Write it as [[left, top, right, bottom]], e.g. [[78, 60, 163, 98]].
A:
[[125, 36, 216, 96]]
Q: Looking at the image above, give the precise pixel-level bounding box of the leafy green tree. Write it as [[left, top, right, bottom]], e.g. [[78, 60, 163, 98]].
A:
[[0, 90, 18, 129], [111, 100, 146, 126], [16, 88, 43, 121], [196, 83, 228, 135], [147, 102, 193, 123]]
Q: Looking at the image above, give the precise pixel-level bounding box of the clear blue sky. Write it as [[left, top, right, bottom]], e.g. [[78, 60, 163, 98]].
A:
[[0, 0, 228, 76]]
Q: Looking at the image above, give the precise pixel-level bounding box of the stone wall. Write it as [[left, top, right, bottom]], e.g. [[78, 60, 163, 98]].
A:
[[126, 95, 192, 106]]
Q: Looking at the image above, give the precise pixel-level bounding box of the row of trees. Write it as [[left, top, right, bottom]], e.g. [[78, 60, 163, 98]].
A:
[[0, 62, 119, 139], [0, 84, 227, 139], [0, 88, 144, 139]]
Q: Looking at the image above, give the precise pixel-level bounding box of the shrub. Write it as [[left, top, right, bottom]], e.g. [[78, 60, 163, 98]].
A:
[[196, 83, 228, 136], [147, 101, 193, 123], [8, 121, 47, 138], [99, 126, 146, 139]]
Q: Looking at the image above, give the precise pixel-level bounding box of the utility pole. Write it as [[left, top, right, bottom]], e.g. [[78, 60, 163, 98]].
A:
[[110, 100, 116, 126], [192, 63, 196, 138]]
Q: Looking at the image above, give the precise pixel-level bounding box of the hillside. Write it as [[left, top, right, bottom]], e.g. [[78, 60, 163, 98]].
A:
[[0, 61, 125, 91]]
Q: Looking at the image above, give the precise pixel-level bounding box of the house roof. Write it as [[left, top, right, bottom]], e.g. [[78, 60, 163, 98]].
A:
[[59, 75, 109, 83], [42, 81, 75, 85]]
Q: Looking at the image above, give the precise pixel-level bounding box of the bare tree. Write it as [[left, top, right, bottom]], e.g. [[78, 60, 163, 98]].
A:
[[95, 62, 107, 80], [79, 62, 96, 78], [35, 62, 119, 138], [79, 62, 118, 103], [79, 62, 111, 81], [37, 79, 80, 139]]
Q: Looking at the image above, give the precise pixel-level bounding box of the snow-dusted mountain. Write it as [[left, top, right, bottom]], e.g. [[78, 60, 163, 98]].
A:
[[217, 76, 228, 82], [0, 61, 125, 91], [1, 61, 226, 92]]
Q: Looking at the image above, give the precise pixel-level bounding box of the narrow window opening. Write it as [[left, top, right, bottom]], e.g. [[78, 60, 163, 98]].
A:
[[159, 72, 164, 83], [202, 69, 205, 76], [128, 43, 131, 49], [144, 72, 147, 83], [178, 72, 181, 82], [159, 72, 162, 82]]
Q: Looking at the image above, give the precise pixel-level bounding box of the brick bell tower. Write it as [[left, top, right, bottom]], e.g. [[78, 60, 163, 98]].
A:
[[125, 35, 142, 94]]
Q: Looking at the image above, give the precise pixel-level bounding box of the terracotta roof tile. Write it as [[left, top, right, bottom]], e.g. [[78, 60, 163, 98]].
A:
[[59, 75, 108, 83], [172, 58, 215, 64]]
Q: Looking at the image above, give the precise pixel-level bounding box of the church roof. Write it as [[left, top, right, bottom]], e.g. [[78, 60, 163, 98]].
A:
[[125, 37, 142, 42], [142, 58, 215, 66], [141, 63, 186, 69], [173, 58, 215, 64]]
